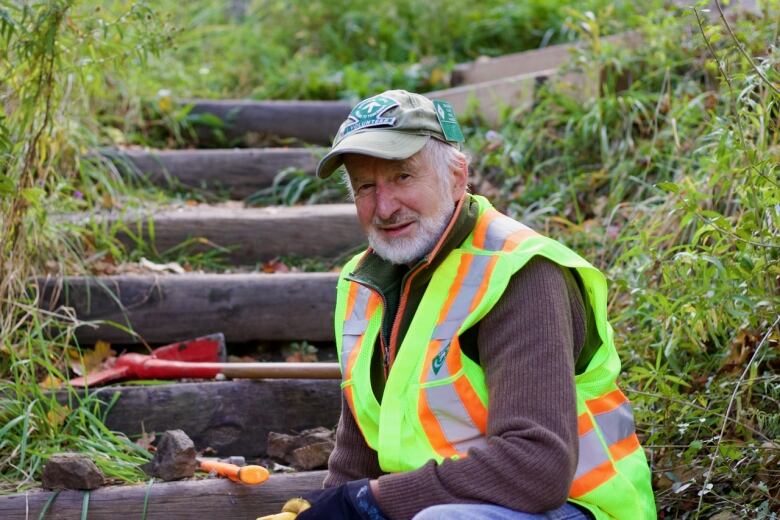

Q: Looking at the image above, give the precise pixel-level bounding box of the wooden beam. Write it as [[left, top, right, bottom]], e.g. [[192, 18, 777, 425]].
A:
[[38, 273, 339, 344], [187, 99, 351, 146], [449, 33, 634, 86], [58, 380, 341, 457], [426, 68, 580, 124], [104, 148, 321, 199], [0, 470, 327, 519], [74, 204, 364, 265]]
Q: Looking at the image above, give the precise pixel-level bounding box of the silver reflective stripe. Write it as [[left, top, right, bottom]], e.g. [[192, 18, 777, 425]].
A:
[[341, 285, 373, 375], [426, 255, 493, 381], [351, 285, 371, 320], [593, 402, 636, 446], [432, 320, 461, 339], [483, 215, 526, 251], [454, 435, 489, 454], [425, 383, 484, 450], [575, 428, 610, 479], [343, 318, 369, 335], [340, 334, 360, 375]]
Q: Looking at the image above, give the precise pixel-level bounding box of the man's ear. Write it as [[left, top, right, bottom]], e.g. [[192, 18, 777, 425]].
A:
[[450, 158, 469, 202]]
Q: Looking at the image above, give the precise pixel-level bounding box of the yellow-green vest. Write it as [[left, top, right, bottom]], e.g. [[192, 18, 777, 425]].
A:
[[335, 195, 655, 519]]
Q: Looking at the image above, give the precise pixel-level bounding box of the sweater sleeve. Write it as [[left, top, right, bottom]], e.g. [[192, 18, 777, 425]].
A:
[[374, 257, 583, 519], [323, 393, 384, 488]]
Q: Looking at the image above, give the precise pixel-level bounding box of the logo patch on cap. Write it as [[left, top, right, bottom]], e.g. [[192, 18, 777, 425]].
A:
[[341, 95, 398, 137], [433, 100, 465, 143]]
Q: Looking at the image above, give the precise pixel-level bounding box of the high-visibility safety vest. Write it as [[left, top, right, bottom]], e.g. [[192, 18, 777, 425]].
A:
[[335, 195, 656, 519]]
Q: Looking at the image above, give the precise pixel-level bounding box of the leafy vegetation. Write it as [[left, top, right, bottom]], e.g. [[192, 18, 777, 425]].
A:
[[1, 0, 778, 517], [468, 3, 779, 516]]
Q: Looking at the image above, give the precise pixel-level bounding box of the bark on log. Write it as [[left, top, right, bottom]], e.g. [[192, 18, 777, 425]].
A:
[[73, 204, 364, 265], [38, 273, 338, 344], [187, 99, 351, 146], [57, 380, 341, 457], [102, 148, 321, 199], [0, 470, 327, 519]]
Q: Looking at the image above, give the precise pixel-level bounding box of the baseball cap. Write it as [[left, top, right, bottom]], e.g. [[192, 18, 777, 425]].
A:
[[315, 89, 465, 178]]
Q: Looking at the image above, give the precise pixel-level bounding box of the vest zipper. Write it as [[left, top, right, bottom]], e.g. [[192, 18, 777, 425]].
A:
[[386, 195, 467, 371]]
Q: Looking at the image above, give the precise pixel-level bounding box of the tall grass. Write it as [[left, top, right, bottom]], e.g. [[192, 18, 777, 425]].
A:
[[472, 2, 779, 515], [0, 0, 174, 491]]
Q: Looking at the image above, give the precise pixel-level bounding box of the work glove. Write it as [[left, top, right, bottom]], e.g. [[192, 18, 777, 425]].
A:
[[258, 479, 387, 520]]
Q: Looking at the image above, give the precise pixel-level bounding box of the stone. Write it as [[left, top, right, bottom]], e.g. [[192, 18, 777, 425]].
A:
[[290, 441, 334, 470], [142, 429, 197, 481], [41, 453, 105, 490], [266, 432, 297, 461], [266, 427, 335, 465]]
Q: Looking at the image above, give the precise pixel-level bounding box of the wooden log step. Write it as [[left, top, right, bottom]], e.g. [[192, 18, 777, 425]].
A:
[[191, 67, 579, 138], [66, 379, 341, 457], [427, 68, 564, 124], [449, 33, 635, 86], [188, 99, 352, 146], [0, 470, 327, 519], [103, 148, 321, 199], [39, 273, 338, 344], [80, 204, 363, 265]]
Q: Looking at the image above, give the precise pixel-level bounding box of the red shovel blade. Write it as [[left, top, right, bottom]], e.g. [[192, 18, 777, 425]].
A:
[[69, 365, 131, 387], [68, 333, 226, 387], [151, 333, 226, 362]]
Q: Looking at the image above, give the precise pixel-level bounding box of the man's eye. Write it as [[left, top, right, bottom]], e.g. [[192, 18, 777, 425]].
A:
[[398, 173, 412, 181], [356, 183, 374, 193]]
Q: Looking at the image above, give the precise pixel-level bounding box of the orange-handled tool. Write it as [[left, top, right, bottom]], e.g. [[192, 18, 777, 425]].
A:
[[198, 459, 269, 485]]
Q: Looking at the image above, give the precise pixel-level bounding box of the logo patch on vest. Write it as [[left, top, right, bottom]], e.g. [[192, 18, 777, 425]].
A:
[[341, 95, 398, 137], [431, 343, 450, 375]]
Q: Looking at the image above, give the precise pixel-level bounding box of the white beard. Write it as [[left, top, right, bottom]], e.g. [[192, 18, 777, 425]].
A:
[[367, 203, 453, 265]]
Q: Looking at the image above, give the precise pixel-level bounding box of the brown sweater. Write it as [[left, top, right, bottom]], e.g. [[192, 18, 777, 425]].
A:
[[324, 255, 588, 519]]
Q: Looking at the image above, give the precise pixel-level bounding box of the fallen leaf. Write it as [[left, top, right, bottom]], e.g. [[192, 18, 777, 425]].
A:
[[46, 404, 70, 428], [261, 259, 290, 274], [40, 375, 62, 389], [139, 257, 185, 274], [136, 429, 157, 451], [70, 340, 115, 376]]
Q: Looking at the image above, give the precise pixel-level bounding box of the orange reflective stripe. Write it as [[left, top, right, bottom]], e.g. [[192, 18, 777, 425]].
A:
[[344, 282, 359, 321], [586, 388, 628, 415], [344, 385, 371, 445], [471, 210, 501, 249], [437, 254, 474, 323], [344, 335, 363, 379], [452, 376, 488, 433], [447, 337, 487, 433], [502, 227, 539, 252], [417, 370, 460, 459], [344, 292, 380, 379], [578, 413, 594, 436], [569, 459, 617, 498], [609, 432, 641, 462]]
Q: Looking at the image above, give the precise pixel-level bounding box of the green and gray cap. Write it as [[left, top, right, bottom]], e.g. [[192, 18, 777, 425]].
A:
[[316, 89, 465, 178]]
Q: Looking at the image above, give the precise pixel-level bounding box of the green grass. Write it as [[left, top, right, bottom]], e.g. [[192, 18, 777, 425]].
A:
[[467, 3, 779, 515]]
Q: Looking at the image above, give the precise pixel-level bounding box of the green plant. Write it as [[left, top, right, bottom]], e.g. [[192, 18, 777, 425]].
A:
[[469, 2, 778, 515], [0, 0, 171, 490]]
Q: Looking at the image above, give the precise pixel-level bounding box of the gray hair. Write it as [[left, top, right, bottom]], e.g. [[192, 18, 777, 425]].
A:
[[341, 138, 469, 200]]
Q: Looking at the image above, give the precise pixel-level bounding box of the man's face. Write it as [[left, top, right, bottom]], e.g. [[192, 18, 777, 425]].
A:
[[344, 152, 460, 265]]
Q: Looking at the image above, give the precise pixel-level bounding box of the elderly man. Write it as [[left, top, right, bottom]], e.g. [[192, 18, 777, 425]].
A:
[[261, 90, 655, 520]]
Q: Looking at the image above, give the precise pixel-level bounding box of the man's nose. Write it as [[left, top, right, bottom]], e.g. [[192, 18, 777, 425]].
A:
[[374, 183, 401, 221]]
